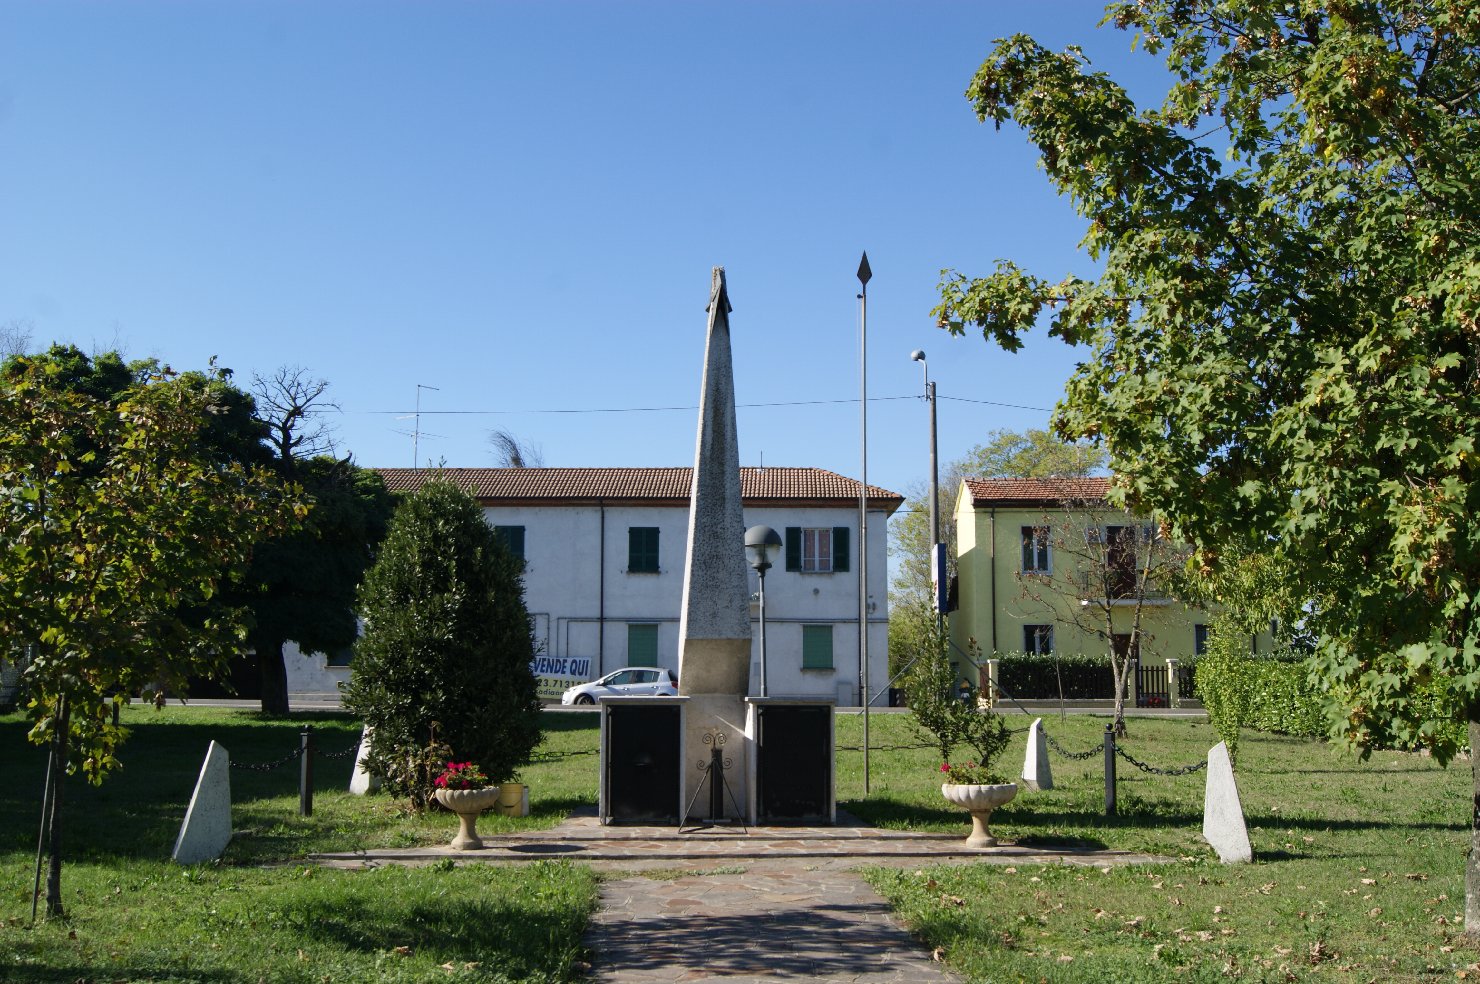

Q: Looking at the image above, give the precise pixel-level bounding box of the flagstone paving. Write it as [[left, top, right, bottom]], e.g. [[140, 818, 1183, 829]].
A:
[[311, 810, 1168, 981]]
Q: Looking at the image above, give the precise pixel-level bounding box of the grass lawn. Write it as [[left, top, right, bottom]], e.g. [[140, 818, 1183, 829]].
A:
[[836, 710, 1478, 982], [1, 705, 600, 983], [2, 704, 1476, 982]]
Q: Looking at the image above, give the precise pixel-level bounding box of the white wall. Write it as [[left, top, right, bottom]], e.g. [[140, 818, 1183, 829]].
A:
[[490, 501, 892, 706], [284, 500, 894, 707]]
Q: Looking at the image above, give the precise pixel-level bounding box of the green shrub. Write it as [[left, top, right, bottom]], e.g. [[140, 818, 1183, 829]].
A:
[[343, 480, 542, 807], [995, 651, 1114, 700], [902, 628, 1010, 782]]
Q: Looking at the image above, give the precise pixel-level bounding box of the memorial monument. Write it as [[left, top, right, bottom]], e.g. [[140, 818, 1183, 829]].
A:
[[598, 267, 833, 825], [674, 267, 752, 821]]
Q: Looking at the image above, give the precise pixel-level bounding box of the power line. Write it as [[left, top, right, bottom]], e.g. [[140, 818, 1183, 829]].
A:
[[332, 393, 1053, 417]]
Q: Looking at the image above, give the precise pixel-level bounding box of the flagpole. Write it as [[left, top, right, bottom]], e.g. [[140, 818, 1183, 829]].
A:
[[857, 252, 872, 796]]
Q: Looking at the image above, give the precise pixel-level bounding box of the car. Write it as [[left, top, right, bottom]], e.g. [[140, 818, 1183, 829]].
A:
[[560, 667, 678, 705]]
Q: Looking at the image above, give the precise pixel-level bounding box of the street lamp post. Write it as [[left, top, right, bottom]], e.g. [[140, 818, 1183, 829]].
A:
[[911, 350, 943, 632], [745, 525, 783, 698]]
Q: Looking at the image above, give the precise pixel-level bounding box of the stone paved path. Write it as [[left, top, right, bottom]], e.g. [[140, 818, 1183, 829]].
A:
[[586, 866, 952, 984], [311, 810, 1168, 982]]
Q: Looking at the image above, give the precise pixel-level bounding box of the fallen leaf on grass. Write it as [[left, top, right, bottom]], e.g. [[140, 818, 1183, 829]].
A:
[[1361, 878, 1377, 886], [393, 946, 412, 956], [931, 947, 946, 963]]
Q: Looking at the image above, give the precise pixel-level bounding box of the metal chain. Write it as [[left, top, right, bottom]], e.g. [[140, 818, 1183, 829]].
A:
[[1044, 734, 1105, 760], [230, 746, 305, 772], [530, 748, 598, 762], [1115, 744, 1207, 776], [321, 742, 362, 761]]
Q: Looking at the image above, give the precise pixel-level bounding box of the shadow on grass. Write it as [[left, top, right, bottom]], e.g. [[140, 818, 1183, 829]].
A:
[[1, 715, 365, 859], [294, 894, 581, 979], [3, 962, 239, 984], [844, 794, 1464, 843]]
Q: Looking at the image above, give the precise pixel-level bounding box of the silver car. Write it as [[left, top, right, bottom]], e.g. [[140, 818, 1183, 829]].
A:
[[560, 668, 678, 705]]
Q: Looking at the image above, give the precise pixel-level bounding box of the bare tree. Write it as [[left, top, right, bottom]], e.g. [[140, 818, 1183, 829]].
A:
[[253, 366, 339, 469], [488, 428, 544, 468], [1016, 493, 1187, 735], [0, 319, 33, 361]]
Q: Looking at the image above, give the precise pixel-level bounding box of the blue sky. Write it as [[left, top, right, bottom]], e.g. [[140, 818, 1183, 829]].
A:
[[0, 1, 1174, 507]]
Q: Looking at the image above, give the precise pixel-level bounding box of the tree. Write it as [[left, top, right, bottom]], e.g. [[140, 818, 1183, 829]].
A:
[[934, 2, 1480, 927], [0, 319, 32, 360], [239, 457, 395, 714], [899, 606, 1010, 777], [0, 357, 300, 915], [488, 428, 544, 468], [244, 367, 393, 714], [1017, 495, 1188, 735], [342, 480, 541, 808], [253, 365, 339, 467]]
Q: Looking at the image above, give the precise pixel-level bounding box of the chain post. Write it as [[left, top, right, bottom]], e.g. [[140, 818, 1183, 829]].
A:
[[1103, 722, 1117, 816], [299, 725, 315, 817]]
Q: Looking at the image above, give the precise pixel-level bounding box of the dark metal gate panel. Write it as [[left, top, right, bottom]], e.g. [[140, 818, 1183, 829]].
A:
[[1135, 659, 1169, 707], [605, 704, 681, 823], [757, 705, 830, 821]]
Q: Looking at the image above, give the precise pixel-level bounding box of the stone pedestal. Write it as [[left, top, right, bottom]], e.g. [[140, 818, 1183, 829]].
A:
[[681, 693, 751, 824]]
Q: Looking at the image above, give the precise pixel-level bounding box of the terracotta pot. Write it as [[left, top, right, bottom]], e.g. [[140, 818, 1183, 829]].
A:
[[433, 786, 501, 850], [940, 782, 1018, 848]]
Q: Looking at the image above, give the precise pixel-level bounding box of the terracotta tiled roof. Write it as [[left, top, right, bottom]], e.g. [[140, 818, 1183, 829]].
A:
[[373, 467, 905, 513], [962, 476, 1112, 507]]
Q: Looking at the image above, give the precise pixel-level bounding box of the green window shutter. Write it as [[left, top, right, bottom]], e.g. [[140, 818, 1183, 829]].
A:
[[802, 625, 833, 669], [627, 624, 658, 666], [831, 527, 850, 572], [785, 527, 801, 572], [628, 527, 659, 573], [495, 525, 525, 561]]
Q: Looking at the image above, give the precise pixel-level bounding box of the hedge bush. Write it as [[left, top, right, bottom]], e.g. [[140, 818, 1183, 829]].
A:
[[995, 652, 1115, 701], [1196, 644, 1467, 762]]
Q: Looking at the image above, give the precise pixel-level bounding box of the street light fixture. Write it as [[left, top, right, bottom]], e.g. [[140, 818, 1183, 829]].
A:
[[745, 525, 783, 697]]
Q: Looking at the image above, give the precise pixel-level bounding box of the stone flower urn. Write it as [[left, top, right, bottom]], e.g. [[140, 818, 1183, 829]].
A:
[[433, 786, 501, 850], [940, 783, 1018, 848]]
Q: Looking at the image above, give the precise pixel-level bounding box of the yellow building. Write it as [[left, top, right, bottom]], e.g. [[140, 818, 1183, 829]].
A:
[[950, 477, 1213, 674]]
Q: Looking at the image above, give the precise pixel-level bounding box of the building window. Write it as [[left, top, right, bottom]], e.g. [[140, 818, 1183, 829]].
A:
[[627, 624, 658, 666], [1023, 625, 1053, 656], [326, 645, 353, 667], [1021, 526, 1050, 574], [802, 625, 833, 669], [628, 527, 660, 573], [784, 527, 850, 573], [1194, 624, 1209, 657], [494, 525, 525, 561]]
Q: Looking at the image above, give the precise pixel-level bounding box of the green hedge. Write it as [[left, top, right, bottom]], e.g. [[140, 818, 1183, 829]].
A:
[[1196, 647, 1467, 762], [995, 652, 1115, 701]]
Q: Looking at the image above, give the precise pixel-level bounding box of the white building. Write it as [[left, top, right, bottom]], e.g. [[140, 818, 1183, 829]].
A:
[[321, 466, 901, 706]]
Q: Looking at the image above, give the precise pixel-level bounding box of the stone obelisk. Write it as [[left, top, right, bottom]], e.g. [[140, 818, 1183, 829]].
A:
[[676, 267, 752, 819]]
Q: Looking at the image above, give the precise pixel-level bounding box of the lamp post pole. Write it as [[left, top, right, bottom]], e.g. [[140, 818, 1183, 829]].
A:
[[757, 565, 770, 697], [745, 525, 782, 700], [912, 350, 943, 634], [856, 252, 872, 796]]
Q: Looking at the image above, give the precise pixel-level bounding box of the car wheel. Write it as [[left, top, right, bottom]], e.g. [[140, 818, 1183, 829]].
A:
[[576, 694, 595, 705]]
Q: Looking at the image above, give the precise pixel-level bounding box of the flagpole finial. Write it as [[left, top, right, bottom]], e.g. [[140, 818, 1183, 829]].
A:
[[857, 252, 872, 287]]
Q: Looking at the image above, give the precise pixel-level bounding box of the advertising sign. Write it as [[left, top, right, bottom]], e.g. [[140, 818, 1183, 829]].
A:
[[531, 656, 594, 702]]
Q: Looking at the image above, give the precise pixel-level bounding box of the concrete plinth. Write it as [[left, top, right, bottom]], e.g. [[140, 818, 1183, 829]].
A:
[[681, 693, 751, 824]]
